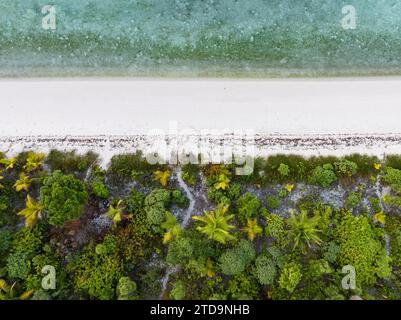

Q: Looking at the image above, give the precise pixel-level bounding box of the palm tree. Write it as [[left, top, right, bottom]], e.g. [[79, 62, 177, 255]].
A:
[[18, 195, 43, 228], [242, 218, 263, 241], [0, 157, 16, 170], [13, 173, 32, 192], [214, 173, 230, 190], [104, 199, 125, 226], [287, 210, 322, 253], [23, 152, 45, 172], [192, 204, 235, 244], [154, 170, 170, 187], [0, 279, 33, 300], [161, 211, 181, 244]]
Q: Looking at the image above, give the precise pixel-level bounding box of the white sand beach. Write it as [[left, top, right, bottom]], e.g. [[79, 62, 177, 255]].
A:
[[1, 78, 401, 163], [1, 78, 400, 136]]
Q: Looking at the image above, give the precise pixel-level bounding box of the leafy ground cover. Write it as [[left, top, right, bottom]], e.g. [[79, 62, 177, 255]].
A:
[[1, 150, 401, 300]]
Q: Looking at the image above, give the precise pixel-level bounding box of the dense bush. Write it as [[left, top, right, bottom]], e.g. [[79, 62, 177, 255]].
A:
[[385, 216, 401, 267], [2, 150, 401, 300], [115, 211, 156, 267], [124, 188, 145, 214], [107, 151, 157, 184], [385, 155, 401, 170], [266, 195, 280, 210], [0, 229, 12, 258], [7, 251, 31, 279], [334, 159, 358, 178], [166, 237, 193, 265], [170, 280, 186, 300], [334, 211, 391, 286], [264, 213, 287, 247], [46, 150, 98, 175], [226, 273, 260, 300], [253, 255, 277, 285], [40, 170, 88, 226], [278, 163, 290, 177], [91, 179, 109, 199], [309, 164, 337, 188], [116, 277, 138, 300], [236, 192, 260, 222], [278, 262, 302, 293], [345, 191, 361, 209], [382, 167, 401, 194], [220, 240, 255, 275], [344, 154, 379, 176], [181, 163, 200, 186], [71, 245, 124, 300]]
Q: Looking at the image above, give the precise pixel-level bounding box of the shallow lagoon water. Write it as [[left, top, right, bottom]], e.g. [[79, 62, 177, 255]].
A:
[[1, 0, 401, 77]]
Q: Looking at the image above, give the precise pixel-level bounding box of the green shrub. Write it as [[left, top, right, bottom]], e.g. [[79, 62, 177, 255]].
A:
[[146, 207, 166, 227], [71, 246, 124, 300], [278, 163, 290, 177], [278, 262, 302, 293], [227, 183, 241, 200], [382, 194, 401, 208], [166, 237, 193, 265], [264, 155, 307, 182], [91, 179, 109, 199], [307, 259, 332, 279], [278, 188, 288, 198], [181, 163, 199, 186], [385, 155, 401, 170], [346, 191, 361, 209], [226, 273, 260, 300], [382, 167, 401, 194], [369, 197, 382, 213], [236, 192, 260, 222], [46, 150, 98, 174], [334, 210, 391, 286], [220, 240, 255, 275], [11, 226, 44, 256], [107, 151, 155, 183], [265, 213, 286, 247], [31, 289, 51, 300], [144, 189, 172, 228], [254, 255, 276, 285], [171, 190, 189, 208], [40, 170, 88, 227], [124, 189, 145, 214], [344, 154, 378, 176], [7, 251, 31, 279], [309, 164, 337, 188], [170, 280, 186, 300], [334, 159, 358, 178], [385, 216, 401, 267], [145, 189, 171, 208], [266, 195, 280, 210], [0, 229, 12, 257], [116, 277, 138, 300], [323, 241, 340, 263], [95, 235, 117, 256], [25, 252, 66, 292], [115, 211, 155, 267], [0, 195, 9, 212]]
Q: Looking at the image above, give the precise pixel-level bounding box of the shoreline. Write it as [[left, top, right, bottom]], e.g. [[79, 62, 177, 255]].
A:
[[1, 133, 400, 168]]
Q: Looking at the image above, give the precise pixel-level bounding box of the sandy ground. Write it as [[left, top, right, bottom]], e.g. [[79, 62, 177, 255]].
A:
[[0, 78, 401, 164], [1, 78, 401, 136]]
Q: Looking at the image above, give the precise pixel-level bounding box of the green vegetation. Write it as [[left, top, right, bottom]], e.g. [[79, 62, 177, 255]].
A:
[[309, 164, 337, 188], [0, 150, 400, 300], [40, 171, 88, 227]]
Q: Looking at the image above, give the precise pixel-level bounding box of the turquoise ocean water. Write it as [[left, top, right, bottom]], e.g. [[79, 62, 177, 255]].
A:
[[1, 0, 401, 77]]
